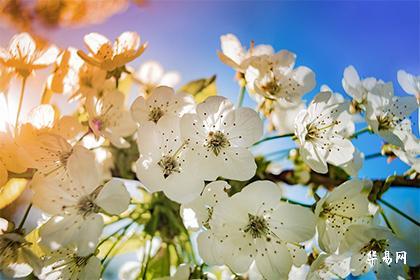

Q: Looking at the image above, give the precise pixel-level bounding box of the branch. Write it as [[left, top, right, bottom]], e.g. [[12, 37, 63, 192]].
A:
[[266, 169, 420, 191]]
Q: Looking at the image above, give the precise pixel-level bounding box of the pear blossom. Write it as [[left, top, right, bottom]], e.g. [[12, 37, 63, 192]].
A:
[[182, 181, 230, 265], [365, 82, 418, 147], [245, 50, 315, 105], [181, 180, 230, 230], [19, 104, 86, 142], [314, 179, 372, 253], [0, 130, 28, 186], [0, 63, 12, 92], [269, 99, 306, 134], [294, 91, 355, 174], [86, 89, 137, 148], [40, 247, 101, 280], [207, 181, 315, 279], [131, 86, 194, 125], [24, 133, 98, 191], [339, 224, 408, 278], [217, 33, 274, 73], [180, 96, 263, 181], [397, 70, 420, 100], [342, 65, 380, 112], [389, 132, 420, 173], [77, 31, 147, 74], [133, 60, 181, 96], [0, 32, 59, 78], [135, 116, 204, 203], [38, 179, 130, 255], [307, 253, 350, 280], [0, 232, 42, 278]]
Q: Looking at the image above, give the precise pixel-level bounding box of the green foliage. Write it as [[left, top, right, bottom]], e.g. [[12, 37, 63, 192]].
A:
[[110, 137, 139, 179], [144, 246, 171, 280]]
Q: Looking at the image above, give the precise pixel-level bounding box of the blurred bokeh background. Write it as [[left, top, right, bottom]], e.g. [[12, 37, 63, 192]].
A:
[[0, 1, 418, 279]]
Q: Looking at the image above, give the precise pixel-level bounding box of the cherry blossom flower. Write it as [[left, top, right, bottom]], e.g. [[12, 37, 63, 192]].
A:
[[342, 65, 380, 112], [0, 232, 42, 278], [0, 32, 59, 78], [40, 247, 101, 280], [294, 91, 355, 174], [77, 32, 147, 75], [86, 89, 136, 148], [182, 181, 230, 265], [339, 224, 408, 279], [314, 179, 372, 253], [268, 99, 306, 134], [388, 131, 420, 173], [135, 116, 204, 203], [307, 253, 350, 280], [0, 63, 13, 92], [0, 131, 28, 186], [207, 181, 315, 279], [131, 86, 194, 125], [217, 33, 274, 73], [397, 70, 420, 100], [245, 50, 315, 104], [38, 179, 130, 255], [133, 61, 181, 96], [180, 96, 263, 181], [365, 82, 418, 147]]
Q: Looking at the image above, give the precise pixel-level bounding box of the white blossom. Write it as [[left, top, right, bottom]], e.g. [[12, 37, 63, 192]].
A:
[[342, 65, 380, 106], [217, 33, 273, 73], [269, 99, 306, 134], [180, 96, 263, 181], [365, 82, 418, 147], [307, 253, 350, 280], [397, 70, 420, 100], [131, 86, 194, 125], [245, 50, 315, 104], [294, 91, 355, 174], [205, 181, 315, 279], [40, 247, 101, 280], [339, 224, 408, 279], [314, 179, 372, 253], [0, 232, 42, 278], [133, 61, 181, 96], [38, 179, 130, 255], [135, 116, 204, 203], [86, 89, 137, 148]]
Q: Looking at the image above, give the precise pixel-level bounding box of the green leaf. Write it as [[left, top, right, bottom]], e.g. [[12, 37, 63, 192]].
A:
[[145, 246, 171, 280], [179, 75, 217, 103], [97, 234, 145, 258]]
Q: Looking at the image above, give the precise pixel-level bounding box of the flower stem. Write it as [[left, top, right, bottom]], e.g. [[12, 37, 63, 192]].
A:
[[15, 76, 27, 134], [101, 222, 133, 272], [350, 127, 371, 139], [17, 203, 32, 231], [253, 133, 295, 146], [365, 152, 383, 160], [378, 198, 420, 227], [380, 209, 396, 234], [236, 85, 246, 108], [280, 198, 312, 208]]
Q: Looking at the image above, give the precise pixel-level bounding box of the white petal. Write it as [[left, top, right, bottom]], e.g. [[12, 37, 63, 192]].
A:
[[95, 179, 130, 215], [197, 231, 224, 266], [227, 107, 263, 147], [220, 33, 245, 66], [270, 203, 316, 242], [397, 70, 419, 96], [79, 256, 102, 280], [255, 239, 293, 280], [84, 33, 110, 55]]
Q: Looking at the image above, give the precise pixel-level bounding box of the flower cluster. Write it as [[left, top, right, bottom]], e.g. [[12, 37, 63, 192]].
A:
[[0, 29, 418, 280]]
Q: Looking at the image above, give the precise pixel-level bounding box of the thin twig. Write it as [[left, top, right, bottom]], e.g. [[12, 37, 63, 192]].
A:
[[379, 198, 420, 227]]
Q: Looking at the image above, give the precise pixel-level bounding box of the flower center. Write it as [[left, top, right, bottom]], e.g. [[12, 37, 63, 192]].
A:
[[261, 79, 281, 97], [377, 113, 395, 131], [73, 255, 91, 266], [360, 239, 388, 254], [77, 196, 99, 216], [206, 131, 230, 156], [148, 107, 164, 123], [244, 213, 270, 239], [158, 155, 180, 178]]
